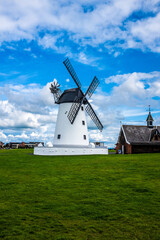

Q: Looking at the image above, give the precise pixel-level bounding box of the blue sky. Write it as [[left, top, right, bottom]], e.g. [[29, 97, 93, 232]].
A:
[[0, 0, 160, 147]]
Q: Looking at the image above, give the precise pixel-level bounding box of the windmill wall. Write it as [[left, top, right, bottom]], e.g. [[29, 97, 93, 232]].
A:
[[53, 103, 89, 146]]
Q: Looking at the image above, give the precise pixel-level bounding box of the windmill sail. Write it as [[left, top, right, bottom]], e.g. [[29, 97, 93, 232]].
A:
[[63, 58, 103, 132], [67, 101, 81, 124], [63, 58, 82, 89], [85, 101, 103, 131], [85, 76, 100, 98]]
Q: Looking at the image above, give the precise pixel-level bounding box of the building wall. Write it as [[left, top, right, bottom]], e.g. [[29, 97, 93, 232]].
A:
[[126, 144, 132, 154], [132, 145, 160, 154], [116, 142, 132, 154], [117, 142, 160, 154], [116, 130, 132, 154]]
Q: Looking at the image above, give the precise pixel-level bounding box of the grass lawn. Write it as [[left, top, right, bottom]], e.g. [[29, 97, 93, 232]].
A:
[[0, 149, 160, 240], [108, 149, 116, 153]]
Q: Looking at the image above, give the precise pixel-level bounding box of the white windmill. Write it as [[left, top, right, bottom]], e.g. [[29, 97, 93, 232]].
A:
[[34, 58, 108, 155]]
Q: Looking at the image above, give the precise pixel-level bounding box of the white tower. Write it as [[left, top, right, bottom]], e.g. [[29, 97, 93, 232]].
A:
[[53, 95, 89, 146]]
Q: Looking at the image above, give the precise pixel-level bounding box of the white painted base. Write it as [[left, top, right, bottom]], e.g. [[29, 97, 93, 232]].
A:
[[34, 146, 108, 156]]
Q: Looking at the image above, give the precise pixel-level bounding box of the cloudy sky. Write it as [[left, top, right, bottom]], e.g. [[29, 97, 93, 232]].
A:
[[0, 0, 160, 147]]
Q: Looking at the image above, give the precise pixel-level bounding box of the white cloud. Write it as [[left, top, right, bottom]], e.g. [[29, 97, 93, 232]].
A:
[[0, 100, 40, 129], [0, 81, 56, 114], [24, 47, 31, 51], [0, 131, 7, 140], [31, 53, 37, 58], [0, 81, 58, 135], [6, 45, 16, 50], [15, 132, 29, 139], [89, 131, 104, 142], [0, 0, 160, 57], [127, 12, 160, 52], [105, 71, 160, 84], [105, 71, 160, 107], [0, 97, 57, 144]]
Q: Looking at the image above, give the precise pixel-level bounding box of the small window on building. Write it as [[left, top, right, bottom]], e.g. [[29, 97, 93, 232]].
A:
[[81, 106, 84, 111], [82, 120, 85, 125], [83, 135, 86, 140], [150, 121, 152, 125], [57, 134, 61, 139]]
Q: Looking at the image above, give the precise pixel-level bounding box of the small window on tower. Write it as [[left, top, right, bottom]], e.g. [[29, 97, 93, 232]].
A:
[[82, 120, 85, 125], [150, 121, 152, 125], [57, 134, 61, 139], [81, 106, 84, 111], [83, 135, 86, 140]]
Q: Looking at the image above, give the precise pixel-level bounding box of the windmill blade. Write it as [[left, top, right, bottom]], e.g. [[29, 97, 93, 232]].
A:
[[53, 82, 60, 88], [85, 101, 103, 131], [63, 58, 82, 89], [85, 76, 100, 98], [67, 100, 82, 124]]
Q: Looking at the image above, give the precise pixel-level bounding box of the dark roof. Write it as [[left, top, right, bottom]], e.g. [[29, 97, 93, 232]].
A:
[[121, 125, 160, 145], [150, 128, 160, 141], [57, 88, 86, 104], [146, 112, 154, 121]]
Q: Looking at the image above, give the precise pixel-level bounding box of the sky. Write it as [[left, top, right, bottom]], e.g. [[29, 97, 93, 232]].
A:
[[0, 0, 160, 148]]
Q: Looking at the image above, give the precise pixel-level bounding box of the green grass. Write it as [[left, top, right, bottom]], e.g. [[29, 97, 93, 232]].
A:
[[0, 149, 160, 240], [108, 149, 116, 153]]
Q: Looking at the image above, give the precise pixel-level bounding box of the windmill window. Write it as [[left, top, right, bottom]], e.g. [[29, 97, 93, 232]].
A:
[[81, 106, 84, 111], [57, 134, 61, 139], [82, 120, 85, 125], [83, 135, 86, 140]]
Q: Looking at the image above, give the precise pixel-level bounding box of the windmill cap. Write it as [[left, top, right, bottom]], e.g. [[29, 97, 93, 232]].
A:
[[57, 88, 84, 104]]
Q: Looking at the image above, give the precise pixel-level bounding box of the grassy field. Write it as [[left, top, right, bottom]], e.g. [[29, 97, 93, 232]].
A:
[[108, 149, 116, 153], [0, 149, 160, 240]]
